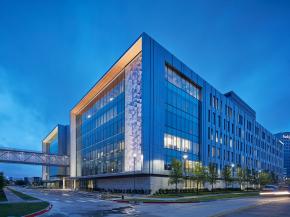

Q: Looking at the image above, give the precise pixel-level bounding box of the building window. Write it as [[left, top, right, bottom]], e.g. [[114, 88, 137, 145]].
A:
[[208, 127, 211, 140], [215, 131, 219, 143], [238, 114, 243, 125], [164, 133, 192, 152], [212, 147, 216, 158], [208, 110, 211, 122], [165, 64, 201, 100]]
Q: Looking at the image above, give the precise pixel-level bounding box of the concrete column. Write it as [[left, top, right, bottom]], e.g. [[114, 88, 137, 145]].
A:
[[73, 179, 76, 190], [62, 177, 65, 189]]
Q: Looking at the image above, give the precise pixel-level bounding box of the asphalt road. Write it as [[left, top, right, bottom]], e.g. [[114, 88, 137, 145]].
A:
[[11, 187, 290, 217], [223, 196, 290, 217], [11, 186, 130, 217]]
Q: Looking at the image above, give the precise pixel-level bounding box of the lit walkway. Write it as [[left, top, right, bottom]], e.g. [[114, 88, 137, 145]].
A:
[[3, 187, 23, 202]]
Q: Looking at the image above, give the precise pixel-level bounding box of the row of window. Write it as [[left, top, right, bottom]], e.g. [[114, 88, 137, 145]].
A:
[[76, 72, 126, 176], [167, 82, 199, 116], [165, 64, 201, 100], [164, 133, 199, 154], [81, 76, 125, 122], [208, 106, 272, 143], [208, 144, 281, 169]]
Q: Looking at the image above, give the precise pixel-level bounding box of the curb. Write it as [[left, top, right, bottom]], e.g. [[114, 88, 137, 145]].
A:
[[113, 195, 259, 205], [114, 200, 199, 204], [24, 203, 53, 217]]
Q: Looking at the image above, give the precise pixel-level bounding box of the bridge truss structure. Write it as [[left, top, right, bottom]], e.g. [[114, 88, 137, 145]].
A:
[[0, 147, 69, 167]]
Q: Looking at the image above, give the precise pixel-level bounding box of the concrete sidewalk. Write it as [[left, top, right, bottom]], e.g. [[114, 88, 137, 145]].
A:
[[3, 187, 23, 202]]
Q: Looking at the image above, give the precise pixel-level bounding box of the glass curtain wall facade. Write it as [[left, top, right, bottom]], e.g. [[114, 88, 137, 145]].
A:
[[42, 124, 69, 184], [164, 64, 201, 172], [49, 140, 59, 177], [76, 74, 125, 176], [76, 53, 142, 177]]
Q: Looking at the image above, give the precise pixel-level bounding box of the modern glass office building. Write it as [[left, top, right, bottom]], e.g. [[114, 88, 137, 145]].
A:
[[42, 124, 70, 188], [275, 132, 290, 179], [69, 33, 283, 192]]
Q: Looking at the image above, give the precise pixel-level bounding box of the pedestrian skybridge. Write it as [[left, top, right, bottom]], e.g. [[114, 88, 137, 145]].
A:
[[0, 147, 70, 167]]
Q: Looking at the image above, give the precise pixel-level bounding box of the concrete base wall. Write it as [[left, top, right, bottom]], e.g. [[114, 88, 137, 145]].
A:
[[72, 175, 258, 194], [96, 176, 151, 191]]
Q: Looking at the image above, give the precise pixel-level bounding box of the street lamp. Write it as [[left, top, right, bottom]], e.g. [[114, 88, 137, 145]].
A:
[[183, 154, 188, 188], [231, 163, 235, 178], [258, 169, 262, 189], [231, 164, 235, 188], [133, 153, 137, 193]]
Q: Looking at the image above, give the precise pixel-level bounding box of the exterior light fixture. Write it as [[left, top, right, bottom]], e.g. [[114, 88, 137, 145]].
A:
[[109, 97, 114, 101], [231, 163, 235, 168], [87, 114, 91, 119], [183, 154, 188, 160]]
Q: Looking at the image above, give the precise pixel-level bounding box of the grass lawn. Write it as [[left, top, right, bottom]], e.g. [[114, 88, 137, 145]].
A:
[[0, 202, 49, 217], [178, 192, 259, 202], [126, 192, 259, 203], [0, 190, 7, 201], [8, 188, 38, 200], [151, 190, 258, 198]]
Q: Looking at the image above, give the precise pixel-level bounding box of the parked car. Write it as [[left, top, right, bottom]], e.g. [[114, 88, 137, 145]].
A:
[[260, 185, 290, 196], [262, 185, 278, 191]]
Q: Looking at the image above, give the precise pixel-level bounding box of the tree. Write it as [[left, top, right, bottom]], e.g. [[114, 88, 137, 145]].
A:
[[191, 162, 207, 194], [222, 165, 232, 190], [208, 163, 218, 192], [251, 170, 259, 186], [0, 172, 4, 190], [237, 166, 245, 190], [15, 180, 26, 186], [259, 171, 272, 187], [244, 168, 252, 190], [168, 158, 183, 192], [270, 171, 278, 184]]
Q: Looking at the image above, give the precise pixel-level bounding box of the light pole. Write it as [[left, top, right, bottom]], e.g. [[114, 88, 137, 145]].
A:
[[258, 169, 262, 189], [231, 163, 235, 176], [183, 154, 188, 188], [231, 163, 235, 188], [133, 153, 137, 193]]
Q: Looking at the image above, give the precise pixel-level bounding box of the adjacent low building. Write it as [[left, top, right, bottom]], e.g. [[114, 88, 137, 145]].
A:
[[42, 124, 70, 188], [42, 33, 283, 192]]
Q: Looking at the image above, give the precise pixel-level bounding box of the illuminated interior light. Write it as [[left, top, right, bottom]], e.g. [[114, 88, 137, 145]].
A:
[[87, 114, 91, 119], [109, 97, 114, 101]]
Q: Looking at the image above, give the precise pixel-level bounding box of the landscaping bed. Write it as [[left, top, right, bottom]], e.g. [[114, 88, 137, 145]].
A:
[[8, 188, 38, 200], [151, 189, 258, 198], [0, 202, 50, 217], [0, 190, 7, 201], [117, 192, 259, 203]]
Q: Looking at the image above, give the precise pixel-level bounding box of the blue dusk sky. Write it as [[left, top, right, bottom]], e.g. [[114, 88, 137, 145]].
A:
[[0, 0, 289, 178]]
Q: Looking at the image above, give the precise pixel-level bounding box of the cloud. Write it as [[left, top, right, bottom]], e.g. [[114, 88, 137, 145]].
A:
[[0, 66, 46, 177]]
